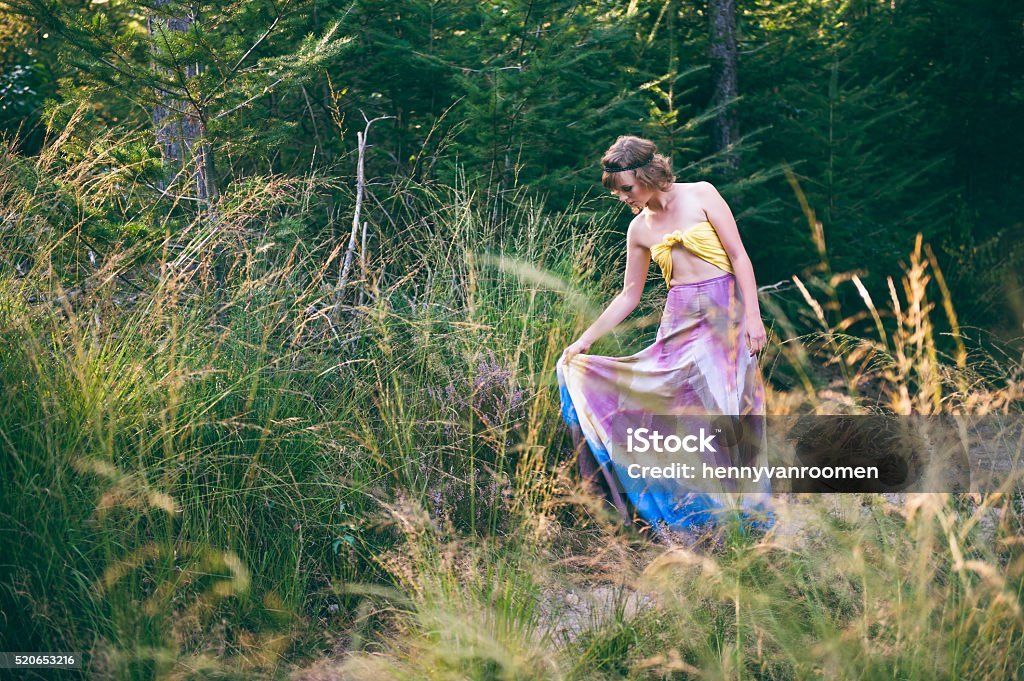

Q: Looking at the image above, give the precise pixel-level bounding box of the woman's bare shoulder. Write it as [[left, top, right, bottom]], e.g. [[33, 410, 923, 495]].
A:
[[690, 180, 722, 198], [680, 180, 715, 193], [626, 214, 651, 249]]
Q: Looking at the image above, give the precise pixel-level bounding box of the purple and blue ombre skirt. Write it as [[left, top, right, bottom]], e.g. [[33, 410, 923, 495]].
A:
[[556, 273, 774, 539]]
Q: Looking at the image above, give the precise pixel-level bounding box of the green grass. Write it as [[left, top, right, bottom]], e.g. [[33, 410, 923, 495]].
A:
[[1, 126, 1023, 680]]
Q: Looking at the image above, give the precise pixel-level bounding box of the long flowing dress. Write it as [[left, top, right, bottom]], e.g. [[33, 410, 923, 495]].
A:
[[556, 221, 774, 540]]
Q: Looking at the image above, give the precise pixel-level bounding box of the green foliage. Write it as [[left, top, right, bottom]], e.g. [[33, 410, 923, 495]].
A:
[[1, 1, 1024, 677], [3, 0, 1021, 332]]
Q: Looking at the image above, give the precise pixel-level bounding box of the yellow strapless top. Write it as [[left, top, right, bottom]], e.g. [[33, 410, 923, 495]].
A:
[[649, 220, 734, 287]]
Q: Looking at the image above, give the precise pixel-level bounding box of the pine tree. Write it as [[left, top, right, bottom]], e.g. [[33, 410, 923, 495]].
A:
[[709, 0, 739, 173], [8, 0, 352, 200]]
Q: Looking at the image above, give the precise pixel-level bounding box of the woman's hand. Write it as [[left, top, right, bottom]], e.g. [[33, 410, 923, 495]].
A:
[[745, 315, 768, 356], [562, 337, 593, 364]]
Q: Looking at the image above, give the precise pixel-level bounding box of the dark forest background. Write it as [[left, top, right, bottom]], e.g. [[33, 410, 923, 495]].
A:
[[3, 0, 1023, 337]]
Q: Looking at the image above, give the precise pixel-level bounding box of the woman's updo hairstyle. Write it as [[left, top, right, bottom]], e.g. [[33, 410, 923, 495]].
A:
[[600, 135, 675, 192]]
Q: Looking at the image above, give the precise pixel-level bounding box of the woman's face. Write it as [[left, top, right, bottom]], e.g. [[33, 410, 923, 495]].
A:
[[610, 171, 653, 212]]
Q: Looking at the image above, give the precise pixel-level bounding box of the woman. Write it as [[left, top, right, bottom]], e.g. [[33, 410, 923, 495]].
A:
[[556, 135, 774, 544]]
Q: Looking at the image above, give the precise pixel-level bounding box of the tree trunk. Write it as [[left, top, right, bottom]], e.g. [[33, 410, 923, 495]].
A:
[[148, 0, 217, 201], [709, 0, 739, 173]]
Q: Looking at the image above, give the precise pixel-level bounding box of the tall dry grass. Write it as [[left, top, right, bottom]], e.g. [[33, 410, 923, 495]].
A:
[[1, 117, 1022, 680], [304, 172, 1024, 681]]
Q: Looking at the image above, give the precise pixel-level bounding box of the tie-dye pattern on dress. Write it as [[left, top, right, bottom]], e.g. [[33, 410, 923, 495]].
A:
[[556, 273, 774, 539]]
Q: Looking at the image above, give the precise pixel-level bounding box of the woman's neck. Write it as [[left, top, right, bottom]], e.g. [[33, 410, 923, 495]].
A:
[[643, 185, 676, 213]]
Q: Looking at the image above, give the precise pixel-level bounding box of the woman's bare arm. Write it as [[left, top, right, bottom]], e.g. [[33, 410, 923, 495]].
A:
[[699, 181, 768, 353], [563, 219, 650, 359]]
